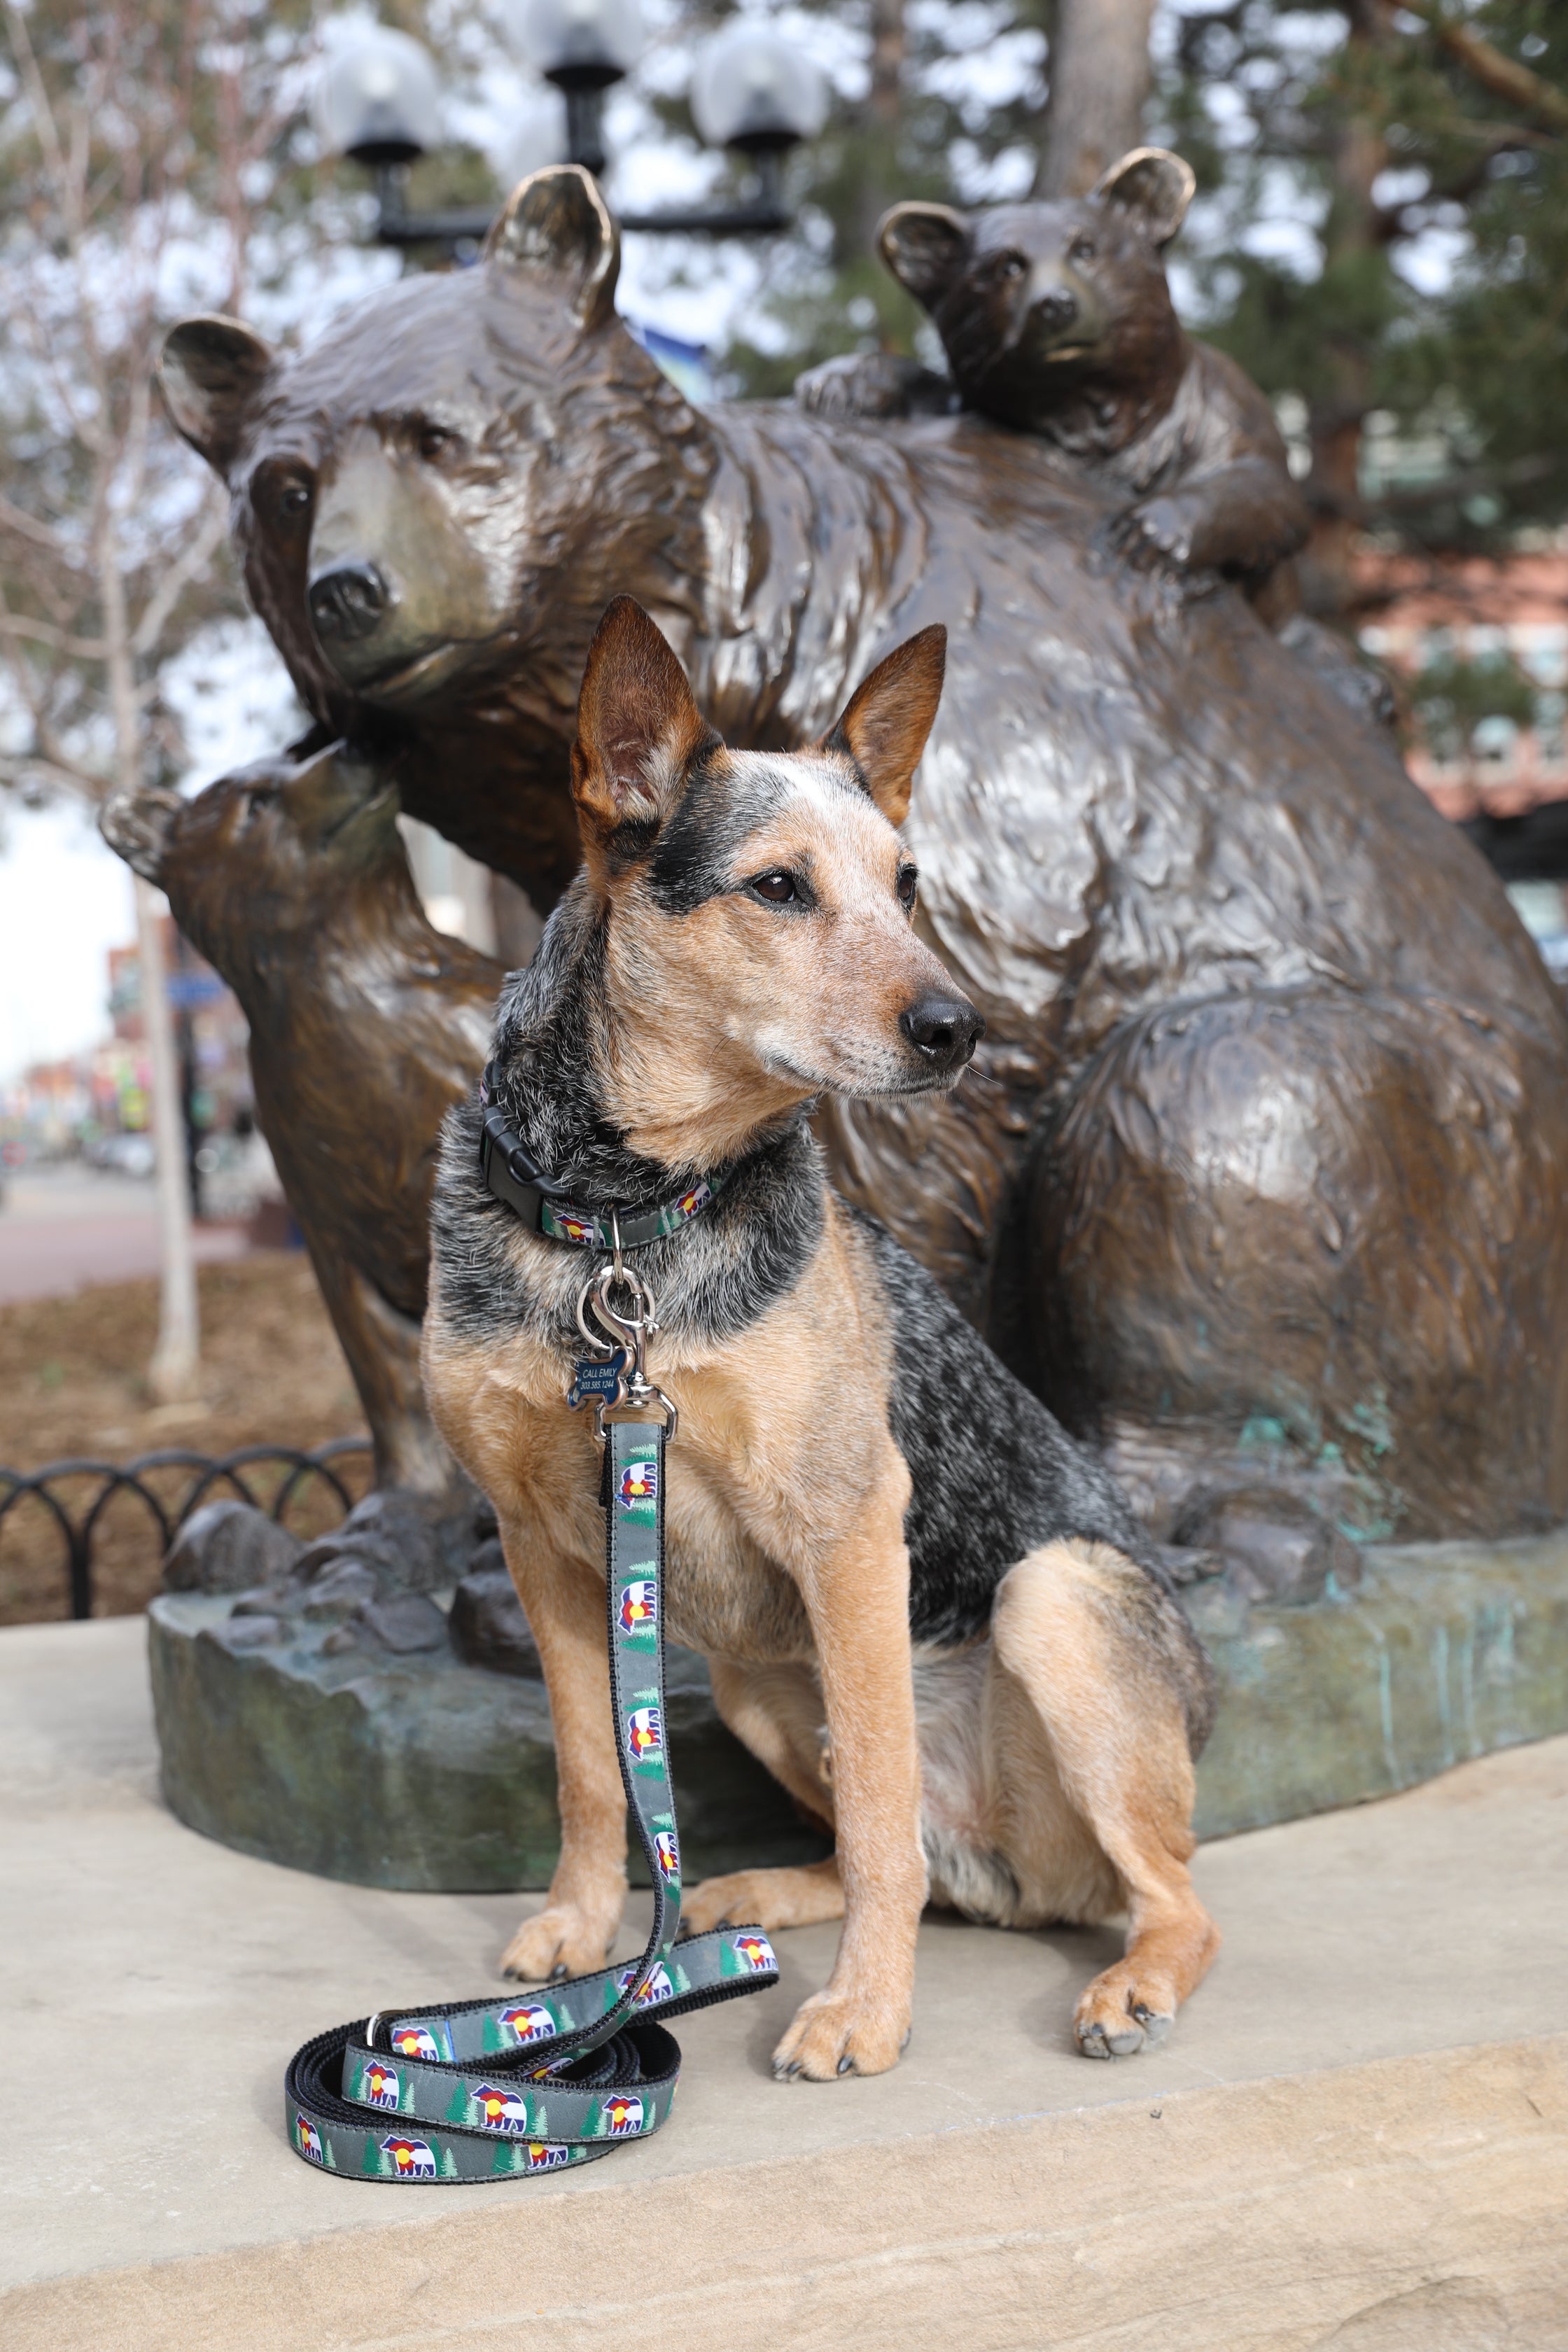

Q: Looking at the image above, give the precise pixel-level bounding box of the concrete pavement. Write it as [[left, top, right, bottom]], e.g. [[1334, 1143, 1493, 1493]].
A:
[[2, 1614, 1565, 2348]]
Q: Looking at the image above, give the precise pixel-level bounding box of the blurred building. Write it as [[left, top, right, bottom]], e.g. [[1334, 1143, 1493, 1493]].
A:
[[1357, 539, 1568, 977], [0, 920, 252, 1170], [1358, 546, 1568, 822]]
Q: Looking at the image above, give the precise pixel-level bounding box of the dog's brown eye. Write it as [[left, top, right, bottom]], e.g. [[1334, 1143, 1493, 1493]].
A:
[[750, 870, 797, 904], [897, 864, 918, 911]]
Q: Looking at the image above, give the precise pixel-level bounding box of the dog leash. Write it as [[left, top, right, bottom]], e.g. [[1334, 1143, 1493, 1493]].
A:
[[284, 1267, 780, 2182]]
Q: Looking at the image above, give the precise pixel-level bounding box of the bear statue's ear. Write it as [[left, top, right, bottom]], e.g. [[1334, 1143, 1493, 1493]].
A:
[[484, 164, 621, 329], [158, 316, 276, 478], [570, 595, 718, 848], [820, 624, 946, 829], [1091, 147, 1196, 251], [100, 786, 183, 886], [877, 203, 972, 308]]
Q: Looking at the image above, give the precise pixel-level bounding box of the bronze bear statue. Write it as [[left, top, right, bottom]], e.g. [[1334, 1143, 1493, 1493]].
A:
[[104, 744, 502, 1497], [136, 164, 1568, 1546]]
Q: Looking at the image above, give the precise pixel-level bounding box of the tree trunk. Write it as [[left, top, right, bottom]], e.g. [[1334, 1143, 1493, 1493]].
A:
[[100, 512, 201, 1403], [1039, 0, 1158, 197], [132, 873, 202, 1402], [1301, 3, 1394, 622], [854, 0, 907, 274]]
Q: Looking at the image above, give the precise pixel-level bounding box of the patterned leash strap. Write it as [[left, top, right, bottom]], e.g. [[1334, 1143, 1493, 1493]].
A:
[[284, 1418, 780, 2182]]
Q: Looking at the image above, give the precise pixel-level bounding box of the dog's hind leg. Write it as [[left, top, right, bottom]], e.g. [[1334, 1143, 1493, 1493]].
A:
[[683, 1659, 846, 1933], [989, 1539, 1220, 2058]]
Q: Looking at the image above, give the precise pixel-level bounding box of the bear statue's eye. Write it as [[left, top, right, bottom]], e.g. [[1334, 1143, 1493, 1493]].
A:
[[277, 478, 312, 518], [896, 863, 918, 913], [997, 253, 1027, 281], [416, 422, 456, 463], [749, 869, 799, 904], [1069, 234, 1096, 263]]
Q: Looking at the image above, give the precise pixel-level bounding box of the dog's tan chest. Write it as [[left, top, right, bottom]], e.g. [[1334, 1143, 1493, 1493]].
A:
[[661, 1452, 816, 1663]]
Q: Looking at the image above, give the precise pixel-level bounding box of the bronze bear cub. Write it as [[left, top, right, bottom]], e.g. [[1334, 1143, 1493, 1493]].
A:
[[801, 148, 1308, 611]]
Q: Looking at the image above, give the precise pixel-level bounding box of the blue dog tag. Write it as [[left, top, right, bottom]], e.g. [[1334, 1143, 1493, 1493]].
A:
[[568, 1350, 627, 1410]]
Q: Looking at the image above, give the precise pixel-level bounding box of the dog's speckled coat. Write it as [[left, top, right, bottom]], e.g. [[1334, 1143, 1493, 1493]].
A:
[[424, 598, 1219, 2080]]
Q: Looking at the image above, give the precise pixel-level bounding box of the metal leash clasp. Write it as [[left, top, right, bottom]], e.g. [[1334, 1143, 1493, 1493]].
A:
[[572, 1208, 679, 1443]]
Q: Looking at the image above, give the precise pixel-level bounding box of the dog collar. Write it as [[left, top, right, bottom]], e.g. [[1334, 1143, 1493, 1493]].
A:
[[477, 1063, 727, 1249]]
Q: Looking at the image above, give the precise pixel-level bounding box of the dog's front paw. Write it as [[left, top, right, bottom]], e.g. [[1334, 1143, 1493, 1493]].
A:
[[771, 1986, 910, 2082], [500, 1902, 617, 1983], [1073, 1961, 1176, 2059]]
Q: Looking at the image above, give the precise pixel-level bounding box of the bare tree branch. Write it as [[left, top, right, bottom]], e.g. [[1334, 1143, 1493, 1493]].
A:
[[130, 491, 229, 657], [1402, 2, 1568, 132]]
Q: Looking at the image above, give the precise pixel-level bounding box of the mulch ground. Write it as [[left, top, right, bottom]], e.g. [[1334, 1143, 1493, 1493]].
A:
[[0, 1252, 371, 1625]]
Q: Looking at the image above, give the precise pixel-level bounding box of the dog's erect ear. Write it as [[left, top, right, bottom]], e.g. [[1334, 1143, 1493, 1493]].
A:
[[484, 164, 621, 328], [1092, 147, 1196, 250], [572, 596, 717, 848], [877, 203, 972, 309], [820, 625, 946, 827], [158, 316, 276, 478], [100, 786, 183, 885]]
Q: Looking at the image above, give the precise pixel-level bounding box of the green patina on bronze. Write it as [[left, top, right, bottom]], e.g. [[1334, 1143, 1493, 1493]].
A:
[[150, 1525, 1568, 1887]]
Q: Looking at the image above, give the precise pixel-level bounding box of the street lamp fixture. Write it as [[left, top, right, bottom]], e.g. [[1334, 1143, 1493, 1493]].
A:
[[316, 9, 828, 255]]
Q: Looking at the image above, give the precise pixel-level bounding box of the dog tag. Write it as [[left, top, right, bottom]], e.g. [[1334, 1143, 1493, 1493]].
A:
[[568, 1350, 628, 1410]]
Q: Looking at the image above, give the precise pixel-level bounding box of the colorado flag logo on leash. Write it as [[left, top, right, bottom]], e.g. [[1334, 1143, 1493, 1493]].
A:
[[626, 1703, 663, 1769], [603, 2094, 644, 2136], [617, 1961, 674, 2009], [472, 2082, 530, 2135], [617, 1458, 657, 1518], [295, 2114, 326, 2164], [500, 2003, 557, 2046], [618, 1578, 657, 1641], [381, 2135, 438, 2178], [361, 2061, 400, 2110], [391, 2024, 442, 2062]]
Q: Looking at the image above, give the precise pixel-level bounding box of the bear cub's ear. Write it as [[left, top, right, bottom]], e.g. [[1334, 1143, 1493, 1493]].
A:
[[484, 163, 621, 328], [1091, 148, 1197, 251], [877, 203, 972, 307], [158, 316, 276, 479]]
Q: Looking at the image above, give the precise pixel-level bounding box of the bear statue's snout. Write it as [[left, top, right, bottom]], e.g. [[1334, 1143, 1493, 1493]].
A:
[[308, 561, 390, 645], [1029, 282, 1079, 335]]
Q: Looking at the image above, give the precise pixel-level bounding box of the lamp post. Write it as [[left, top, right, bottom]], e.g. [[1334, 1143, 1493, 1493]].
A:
[[314, 7, 828, 255]]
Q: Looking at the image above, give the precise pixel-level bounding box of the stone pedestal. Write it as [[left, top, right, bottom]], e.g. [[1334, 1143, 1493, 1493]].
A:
[[148, 1592, 831, 1890], [146, 1524, 1568, 1886]]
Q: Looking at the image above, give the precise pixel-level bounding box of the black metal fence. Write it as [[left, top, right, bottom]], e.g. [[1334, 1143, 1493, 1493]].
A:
[[0, 1439, 373, 1620]]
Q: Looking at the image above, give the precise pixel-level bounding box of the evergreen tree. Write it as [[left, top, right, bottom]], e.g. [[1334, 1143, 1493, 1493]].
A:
[[1155, 1, 1567, 616]]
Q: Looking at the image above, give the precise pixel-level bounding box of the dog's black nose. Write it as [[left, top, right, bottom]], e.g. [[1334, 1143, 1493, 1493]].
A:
[[308, 561, 388, 643], [901, 994, 984, 1071]]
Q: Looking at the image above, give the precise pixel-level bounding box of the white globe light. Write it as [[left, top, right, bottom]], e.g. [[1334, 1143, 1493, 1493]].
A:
[[314, 27, 443, 167], [690, 23, 830, 153], [504, 0, 643, 88], [497, 85, 570, 190]]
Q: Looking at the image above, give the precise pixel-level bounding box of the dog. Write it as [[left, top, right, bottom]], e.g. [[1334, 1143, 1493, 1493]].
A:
[[422, 594, 1219, 2080]]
